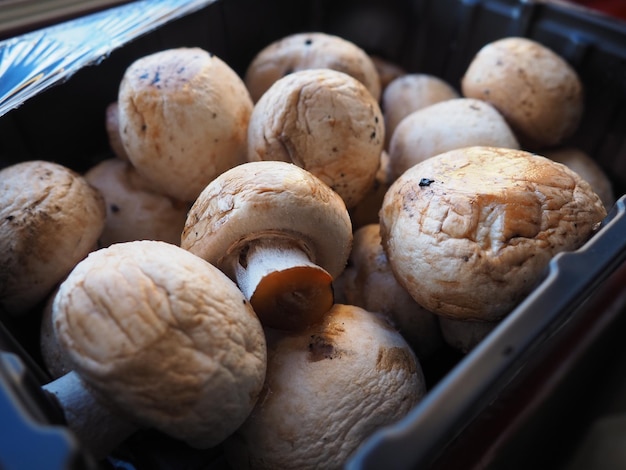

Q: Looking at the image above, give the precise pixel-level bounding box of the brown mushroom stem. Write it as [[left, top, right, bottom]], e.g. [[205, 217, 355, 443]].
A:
[[43, 371, 138, 460], [233, 239, 334, 331]]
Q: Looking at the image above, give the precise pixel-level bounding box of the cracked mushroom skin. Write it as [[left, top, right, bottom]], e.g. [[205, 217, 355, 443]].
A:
[[0, 160, 105, 317], [379, 146, 607, 321], [181, 161, 353, 331], [244, 32, 381, 103], [461, 37, 583, 149], [223, 303, 426, 470], [247, 68, 384, 209], [117, 47, 253, 202], [45, 240, 267, 456]]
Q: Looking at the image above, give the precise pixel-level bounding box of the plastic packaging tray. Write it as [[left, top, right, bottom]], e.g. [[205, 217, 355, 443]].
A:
[[2, 0, 626, 468]]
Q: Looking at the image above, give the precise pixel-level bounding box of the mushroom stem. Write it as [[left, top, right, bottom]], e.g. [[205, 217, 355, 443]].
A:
[[234, 238, 334, 330], [43, 371, 137, 460]]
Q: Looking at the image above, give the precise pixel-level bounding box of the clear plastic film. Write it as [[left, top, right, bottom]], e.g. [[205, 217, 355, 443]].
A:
[[0, 0, 215, 118]]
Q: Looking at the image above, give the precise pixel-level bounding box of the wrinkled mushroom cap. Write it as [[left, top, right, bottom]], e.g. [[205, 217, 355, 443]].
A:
[[380, 146, 607, 321], [52, 240, 267, 448], [461, 37, 583, 149], [118, 47, 253, 202], [247, 69, 384, 209], [181, 161, 353, 281], [244, 32, 381, 102], [0, 160, 105, 316], [84, 158, 189, 247], [388, 98, 519, 181], [223, 303, 426, 470]]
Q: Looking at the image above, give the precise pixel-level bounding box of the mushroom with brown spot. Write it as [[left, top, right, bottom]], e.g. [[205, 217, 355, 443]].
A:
[[244, 32, 381, 102], [117, 47, 253, 202], [41, 240, 267, 460], [223, 303, 426, 470], [247, 68, 384, 209], [379, 146, 607, 322], [181, 161, 353, 331], [0, 160, 106, 317]]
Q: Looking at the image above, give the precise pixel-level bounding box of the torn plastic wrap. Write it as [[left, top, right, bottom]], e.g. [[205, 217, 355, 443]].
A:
[[0, 0, 216, 118]]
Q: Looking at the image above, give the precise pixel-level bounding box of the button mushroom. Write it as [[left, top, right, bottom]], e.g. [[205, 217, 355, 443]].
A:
[[42, 240, 267, 459], [0, 160, 105, 316], [247, 68, 384, 209], [105, 102, 128, 160], [379, 146, 607, 321], [117, 47, 253, 202], [438, 316, 498, 354], [388, 97, 520, 182], [461, 36, 584, 149], [181, 161, 353, 331], [84, 158, 189, 247], [244, 32, 381, 102], [348, 150, 393, 229], [223, 303, 426, 470]]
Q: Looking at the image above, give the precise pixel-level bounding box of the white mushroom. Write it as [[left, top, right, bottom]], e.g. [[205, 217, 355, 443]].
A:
[[42, 240, 267, 459], [379, 146, 607, 321], [388, 97, 520, 181], [348, 150, 393, 229], [335, 223, 444, 359], [104, 102, 128, 160], [0, 160, 105, 316], [117, 47, 253, 202], [461, 36, 584, 149], [247, 68, 384, 209], [223, 303, 426, 470], [244, 32, 381, 102], [370, 55, 406, 92], [84, 158, 189, 247], [181, 161, 353, 331]]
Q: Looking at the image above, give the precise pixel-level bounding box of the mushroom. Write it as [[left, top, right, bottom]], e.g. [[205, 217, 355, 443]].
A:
[[223, 303, 426, 470], [181, 161, 353, 331], [247, 68, 384, 209], [369, 55, 406, 92], [335, 223, 444, 359], [105, 102, 128, 160], [117, 47, 253, 202], [379, 146, 607, 321], [543, 147, 615, 210], [0, 160, 105, 317], [388, 97, 519, 182], [461, 36, 584, 149], [84, 158, 189, 247], [438, 316, 498, 354], [42, 240, 267, 459], [382, 73, 459, 149], [348, 150, 393, 229], [244, 32, 381, 102]]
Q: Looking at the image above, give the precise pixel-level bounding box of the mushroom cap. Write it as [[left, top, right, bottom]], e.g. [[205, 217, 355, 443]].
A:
[[348, 150, 392, 229], [438, 316, 498, 354], [370, 55, 406, 92], [382, 73, 459, 149], [337, 223, 443, 359], [0, 160, 105, 316], [52, 240, 267, 448], [40, 287, 73, 380], [223, 303, 426, 470], [105, 102, 128, 160], [461, 36, 583, 149], [379, 146, 607, 321], [118, 47, 253, 202], [244, 32, 381, 102], [543, 147, 615, 211], [388, 97, 519, 181], [181, 161, 352, 281], [247, 68, 384, 209], [84, 158, 189, 247]]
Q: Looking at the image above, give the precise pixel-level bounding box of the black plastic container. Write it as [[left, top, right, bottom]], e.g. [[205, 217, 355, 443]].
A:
[[2, 0, 626, 468]]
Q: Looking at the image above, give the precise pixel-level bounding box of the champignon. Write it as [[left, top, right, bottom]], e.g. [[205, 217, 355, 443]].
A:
[[84, 158, 189, 247], [117, 47, 253, 202], [223, 303, 426, 470], [336, 223, 444, 359], [247, 68, 384, 209], [382, 73, 459, 149], [388, 97, 519, 182], [244, 32, 381, 102], [0, 160, 105, 316], [349, 150, 393, 229], [42, 240, 267, 459], [379, 146, 607, 321], [105, 102, 128, 160], [181, 161, 352, 331], [461, 36, 584, 149], [369, 55, 406, 91], [438, 316, 498, 354]]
